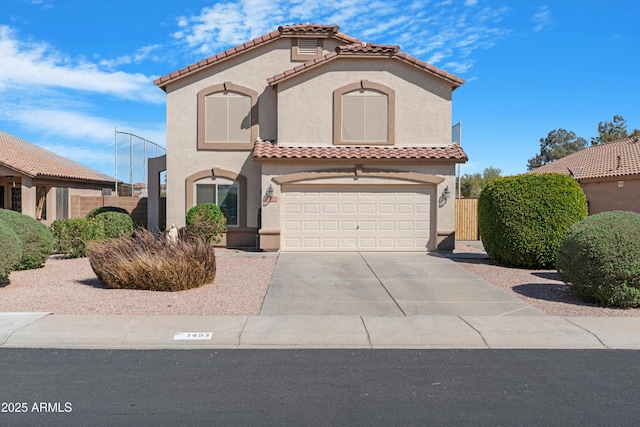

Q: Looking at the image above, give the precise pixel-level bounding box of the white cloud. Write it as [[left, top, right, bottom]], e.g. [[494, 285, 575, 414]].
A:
[[99, 44, 163, 69], [532, 5, 552, 32], [172, 0, 510, 74], [0, 26, 163, 103]]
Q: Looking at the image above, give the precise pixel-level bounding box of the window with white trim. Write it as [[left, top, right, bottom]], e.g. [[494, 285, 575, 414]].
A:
[[195, 178, 239, 226]]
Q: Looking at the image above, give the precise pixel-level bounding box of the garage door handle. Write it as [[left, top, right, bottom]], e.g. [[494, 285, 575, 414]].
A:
[[356, 225, 359, 230]]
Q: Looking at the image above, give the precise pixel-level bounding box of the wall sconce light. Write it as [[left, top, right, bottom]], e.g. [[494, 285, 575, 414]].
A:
[[263, 184, 275, 206], [439, 185, 451, 207], [443, 186, 451, 200]]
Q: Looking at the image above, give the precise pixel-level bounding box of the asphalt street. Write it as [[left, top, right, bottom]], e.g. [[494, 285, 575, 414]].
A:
[[1, 349, 639, 426]]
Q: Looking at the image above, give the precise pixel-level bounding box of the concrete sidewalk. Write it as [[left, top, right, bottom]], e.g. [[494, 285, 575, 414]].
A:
[[2, 312, 640, 350]]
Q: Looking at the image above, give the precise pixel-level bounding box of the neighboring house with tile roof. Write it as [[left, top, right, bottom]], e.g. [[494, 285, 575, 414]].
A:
[[530, 137, 640, 214], [0, 130, 116, 225], [152, 24, 467, 251]]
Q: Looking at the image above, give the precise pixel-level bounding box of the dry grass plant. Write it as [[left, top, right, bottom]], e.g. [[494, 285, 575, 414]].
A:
[[87, 228, 216, 291]]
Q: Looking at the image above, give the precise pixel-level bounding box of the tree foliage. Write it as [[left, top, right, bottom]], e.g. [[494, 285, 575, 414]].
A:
[[527, 129, 587, 170], [527, 115, 639, 170], [458, 167, 502, 198], [591, 115, 640, 145]]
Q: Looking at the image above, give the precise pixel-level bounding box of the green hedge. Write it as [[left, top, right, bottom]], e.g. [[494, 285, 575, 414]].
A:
[[478, 173, 587, 268], [50, 218, 105, 258], [0, 220, 22, 280], [556, 211, 640, 307], [0, 209, 53, 270], [185, 203, 227, 243], [93, 211, 134, 239], [86, 206, 129, 220]]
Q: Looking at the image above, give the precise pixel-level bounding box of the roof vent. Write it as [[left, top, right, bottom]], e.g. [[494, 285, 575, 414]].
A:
[[298, 38, 318, 55]]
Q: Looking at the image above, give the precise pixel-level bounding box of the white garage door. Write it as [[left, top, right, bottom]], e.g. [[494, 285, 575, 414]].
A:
[[282, 185, 431, 251]]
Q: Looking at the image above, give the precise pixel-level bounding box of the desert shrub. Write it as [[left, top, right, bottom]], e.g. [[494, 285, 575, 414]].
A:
[[86, 206, 129, 220], [87, 228, 216, 291], [0, 220, 22, 280], [556, 211, 640, 308], [185, 203, 227, 243], [93, 211, 134, 239], [0, 209, 53, 270], [478, 173, 587, 268], [50, 218, 105, 258]]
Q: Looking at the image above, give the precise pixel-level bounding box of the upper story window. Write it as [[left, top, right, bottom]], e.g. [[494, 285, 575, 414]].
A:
[[333, 80, 396, 145], [197, 82, 258, 150], [291, 38, 323, 61]]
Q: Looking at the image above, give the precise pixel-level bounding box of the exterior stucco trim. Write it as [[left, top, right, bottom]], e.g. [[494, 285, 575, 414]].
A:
[[185, 168, 248, 228], [272, 169, 444, 185], [197, 82, 259, 151], [333, 80, 396, 146]]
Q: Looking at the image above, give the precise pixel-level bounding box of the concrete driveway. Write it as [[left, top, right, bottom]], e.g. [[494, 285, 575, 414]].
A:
[[260, 252, 544, 316]]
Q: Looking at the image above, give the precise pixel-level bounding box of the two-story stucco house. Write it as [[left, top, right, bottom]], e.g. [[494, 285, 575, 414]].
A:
[[152, 24, 467, 252]]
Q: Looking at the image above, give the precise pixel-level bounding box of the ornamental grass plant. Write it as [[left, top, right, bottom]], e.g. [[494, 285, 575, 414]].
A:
[[87, 228, 216, 292]]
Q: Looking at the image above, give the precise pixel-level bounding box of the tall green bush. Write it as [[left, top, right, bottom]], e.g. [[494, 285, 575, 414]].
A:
[[185, 203, 227, 243], [0, 209, 53, 270], [478, 173, 587, 268], [556, 211, 640, 307], [0, 220, 22, 280], [93, 211, 134, 239], [50, 218, 105, 258]]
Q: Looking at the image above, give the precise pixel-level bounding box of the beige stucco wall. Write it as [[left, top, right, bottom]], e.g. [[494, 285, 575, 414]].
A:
[[581, 176, 640, 214], [275, 58, 453, 147], [162, 38, 345, 228]]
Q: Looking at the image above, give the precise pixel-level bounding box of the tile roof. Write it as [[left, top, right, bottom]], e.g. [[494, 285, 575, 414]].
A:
[[0, 130, 115, 183], [530, 137, 640, 180], [267, 42, 465, 88], [154, 24, 360, 89], [253, 139, 468, 162]]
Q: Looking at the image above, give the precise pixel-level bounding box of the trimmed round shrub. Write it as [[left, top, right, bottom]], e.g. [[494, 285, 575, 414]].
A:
[[86, 206, 129, 220], [0, 220, 22, 280], [478, 173, 587, 268], [185, 203, 227, 243], [0, 209, 53, 270], [87, 228, 216, 291], [93, 211, 134, 239], [50, 218, 105, 258], [556, 211, 640, 307]]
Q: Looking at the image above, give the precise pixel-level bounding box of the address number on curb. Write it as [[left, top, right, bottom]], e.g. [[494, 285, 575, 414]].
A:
[[173, 332, 213, 340]]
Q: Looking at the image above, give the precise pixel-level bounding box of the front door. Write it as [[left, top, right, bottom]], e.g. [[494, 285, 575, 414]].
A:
[[0, 186, 4, 209]]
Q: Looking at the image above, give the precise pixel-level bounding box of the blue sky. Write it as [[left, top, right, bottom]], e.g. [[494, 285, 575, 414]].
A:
[[1, 0, 638, 182]]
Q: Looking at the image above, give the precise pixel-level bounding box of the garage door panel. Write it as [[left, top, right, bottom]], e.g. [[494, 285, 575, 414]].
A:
[[282, 185, 431, 251]]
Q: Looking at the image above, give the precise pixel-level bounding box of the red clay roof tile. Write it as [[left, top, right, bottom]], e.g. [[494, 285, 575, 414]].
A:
[[267, 43, 464, 88], [253, 140, 468, 162], [531, 137, 640, 180], [0, 130, 115, 183]]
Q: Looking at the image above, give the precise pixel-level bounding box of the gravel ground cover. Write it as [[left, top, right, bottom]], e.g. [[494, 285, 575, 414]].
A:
[[1, 244, 637, 317], [0, 252, 276, 315], [450, 243, 640, 317]]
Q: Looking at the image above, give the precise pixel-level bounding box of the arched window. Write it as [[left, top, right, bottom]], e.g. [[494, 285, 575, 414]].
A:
[[195, 177, 239, 227], [186, 169, 248, 228], [333, 80, 395, 145], [197, 82, 258, 150]]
